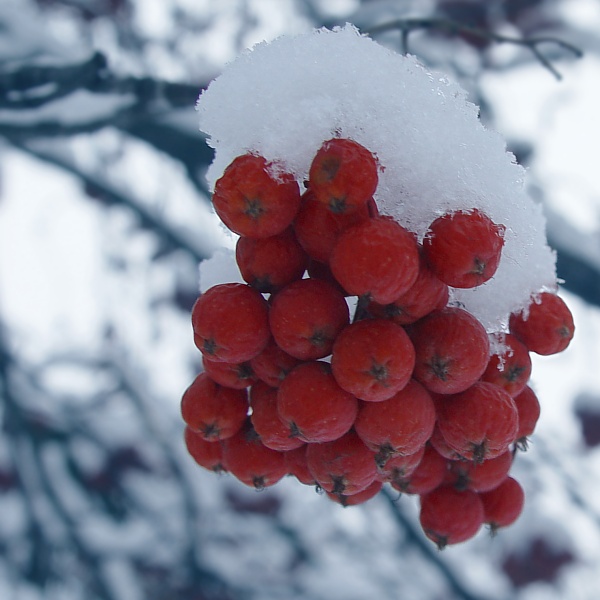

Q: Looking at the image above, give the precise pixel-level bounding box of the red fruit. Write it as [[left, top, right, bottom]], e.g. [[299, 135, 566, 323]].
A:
[[513, 385, 541, 449], [331, 319, 415, 402], [269, 278, 349, 360], [184, 426, 227, 473], [408, 307, 490, 394], [277, 361, 358, 443], [445, 450, 513, 493], [419, 485, 484, 548], [192, 283, 270, 363], [436, 382, 519, 463], [423, 209, 505, 288], [306, 260, 349, 296], [212, 154, 301, 238], [293, 190, 374, 262], [428, 425, 464, 461], [235, 228, 308, 293], [308, 138, 378, 214], [326, 479, 383, 507], [202, 356, 257, 389], [222, 421, 287, 489], [509, 292, 575, 355], [354, 380, 436, 467], [482, 333, 532, 397], [368, 252, 449, 325], [377, 445, 425, 483], [180, 373, 248, 441], [249, 339, 302, 387], [306, 430, 378, 495], [479, 476, 525, 532], [390, 444, 448, 495], [249, 381, 305, 452], [330, 216, 420, 304], [284, 445, 316, 486]]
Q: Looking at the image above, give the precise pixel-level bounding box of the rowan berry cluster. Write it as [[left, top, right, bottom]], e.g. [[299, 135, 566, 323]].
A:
[[181, 138, 575, 549]]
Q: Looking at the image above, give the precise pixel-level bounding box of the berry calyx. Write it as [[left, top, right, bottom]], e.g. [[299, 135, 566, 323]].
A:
[[482, 333, 532, 398], [479, 476, 525, 533]]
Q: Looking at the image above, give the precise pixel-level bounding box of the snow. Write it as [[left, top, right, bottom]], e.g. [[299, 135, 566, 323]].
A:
[[196, 24, 557, 331]]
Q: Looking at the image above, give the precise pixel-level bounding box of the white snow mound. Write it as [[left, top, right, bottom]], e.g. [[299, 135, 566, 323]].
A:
[[196, 24, 557, 332]]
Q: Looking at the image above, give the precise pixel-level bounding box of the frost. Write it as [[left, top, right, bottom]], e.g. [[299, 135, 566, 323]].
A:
[[196, 24, 558, 331]]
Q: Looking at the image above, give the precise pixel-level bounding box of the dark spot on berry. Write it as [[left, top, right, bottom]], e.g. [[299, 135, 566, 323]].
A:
[[243, 197, 266, 220], [320, 156, 340, 181], [203, 338, 218, 356], [429, 354, 450, 381]]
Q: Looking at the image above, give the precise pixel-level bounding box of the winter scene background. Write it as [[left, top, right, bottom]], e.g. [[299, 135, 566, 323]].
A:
[[1, 1, 600, 599]]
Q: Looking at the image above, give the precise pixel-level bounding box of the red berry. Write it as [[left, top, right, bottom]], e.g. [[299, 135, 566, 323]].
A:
[[513, 385, 541, 449], [277, 361, 358, 443], [235, 228, 308, 293], [269, 278, 349, 360], [509, 292, 575, 355], [212, 154, 301, 238], [180, 373, 248, 441], [249, 338, 302, 387], [293, 190, 374, 263], [222, 420, 287, 489], [192, 283, 270, 363], [445, 450, 513, 493], [308, 138, 378, 214], [479, 476, 525, 532], [390, 444, 448, 495], [428, 425, 464, 461], [306, 259, 349, 296], [284, 445, 316, 486], [249, 381, 305, 452], [331, 319, 415, 402], [408, 307, 490, 395], [330, 216, 420, 304], [423, 209, 505, 288], [202, 356, 257, 389], [419, 485, 484, 548], [354, 379, 436, 467], [481, 333, 532, 397], [368, 251, 449, 325], [436, 382, 519, 463], [184, 426, 227, 473], [377, 445, 425, 484], [306, 430, 378, 496], [326, 479, 383, 507]]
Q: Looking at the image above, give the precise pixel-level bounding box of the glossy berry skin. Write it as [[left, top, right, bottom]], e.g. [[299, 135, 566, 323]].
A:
[[306, 430, 378, 496], [222, 421, 287, 489], [236, 228, 308, 293], [308, 138, 378, 214], [180, 373, 248, 441], [331, 319, 416, 402], [212, 154, 301, 238], [513, 385, 541, 448], [368, 251, 449, 325], [482, 333, 532, 398], [354, 379, 436, 467], [445, 450, 513, 493], [293, 190, 374, 263], [423, 209, 505, 288], [327, 479, 383, 507], [269, 278, 349, 360], [330, 216, 420, 304], [419, 485, 484, 549], [249, 381, 305, 452], [192, 283, 270, 363], [479, 476, 525, 531], [250, 339, 302, 388], [284, 445, 316, 486], [390, 444, 448, 495], [277, 361, 358, 443], [184, 426, 227, 473], [509, 292, 575, 355], [436, 382, 519, 463], [408, 307, 490, 395], [202, 356, 257, 390]]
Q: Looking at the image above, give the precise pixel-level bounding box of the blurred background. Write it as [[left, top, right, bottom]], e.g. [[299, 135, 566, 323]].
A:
[[1, 0, 600, 599]]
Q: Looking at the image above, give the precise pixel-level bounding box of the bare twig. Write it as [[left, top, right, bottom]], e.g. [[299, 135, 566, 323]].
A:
[[364, 18, 582, 79]]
